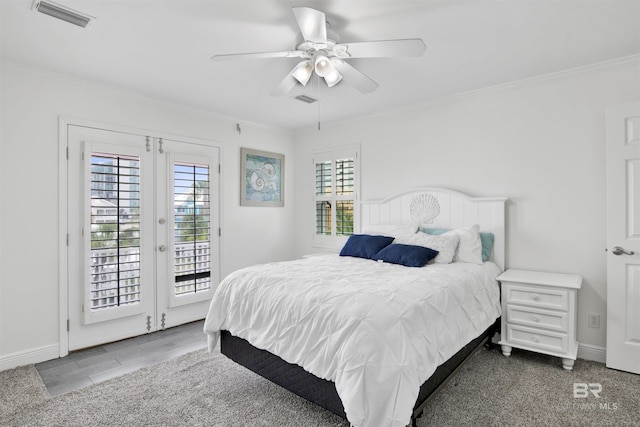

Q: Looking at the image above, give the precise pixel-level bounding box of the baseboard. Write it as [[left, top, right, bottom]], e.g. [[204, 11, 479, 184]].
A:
[[578, 343, 606, 363], [0, 344, 60, 371], [0, 341, 609, 371]]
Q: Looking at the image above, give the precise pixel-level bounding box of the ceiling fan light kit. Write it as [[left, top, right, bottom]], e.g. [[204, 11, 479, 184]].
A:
[[212, 6, 426, 95], [314, 54, 333, 77], [323, 65, 342, 88], [291, 60, 313, 86]]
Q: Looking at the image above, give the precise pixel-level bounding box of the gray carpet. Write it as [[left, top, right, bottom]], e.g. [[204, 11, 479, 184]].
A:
[[1, 346, 638, 426]]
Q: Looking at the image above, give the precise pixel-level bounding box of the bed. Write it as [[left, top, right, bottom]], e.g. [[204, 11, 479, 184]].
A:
[[204, 188, 507, 427]]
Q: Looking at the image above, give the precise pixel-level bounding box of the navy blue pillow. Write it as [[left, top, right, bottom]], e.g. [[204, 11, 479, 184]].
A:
[[339, 234, 394, 259], [373, 244, 439, 267]]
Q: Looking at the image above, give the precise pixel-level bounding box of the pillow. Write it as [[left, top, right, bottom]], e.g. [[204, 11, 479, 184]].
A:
[[373, 244, 439, 267], [395, 232, 459, 264], [339, 234, 394, 259], [479, 232, 495, 262], [442, 224, 483, 264], [419, 227, 449, 235], [420, 227, 495, 262], [361, 224, 417, 240]]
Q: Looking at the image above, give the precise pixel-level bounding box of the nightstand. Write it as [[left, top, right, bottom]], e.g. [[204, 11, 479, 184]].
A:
[[497, 269, 582, 370]]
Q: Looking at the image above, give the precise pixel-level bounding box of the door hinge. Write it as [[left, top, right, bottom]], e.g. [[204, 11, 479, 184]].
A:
[[66, 233, 69, 246], [218, 164, 221, 174], [66, 319, 70, 332], [218, 227, 221, 237], [66, 147, 69, 160], [82, 304, 84, 313], [146, 315, 152, 332], [161, 313, 166, 330]]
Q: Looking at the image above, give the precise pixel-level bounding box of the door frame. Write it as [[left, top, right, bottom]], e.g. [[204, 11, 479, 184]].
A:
[[58, 116, 224, 357]]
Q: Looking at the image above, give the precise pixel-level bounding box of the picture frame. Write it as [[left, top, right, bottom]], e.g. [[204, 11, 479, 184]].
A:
[[240, 147, 284, 207]]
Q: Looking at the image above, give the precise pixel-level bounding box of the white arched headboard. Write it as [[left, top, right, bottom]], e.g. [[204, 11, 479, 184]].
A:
[[360, 187, 508, 270]]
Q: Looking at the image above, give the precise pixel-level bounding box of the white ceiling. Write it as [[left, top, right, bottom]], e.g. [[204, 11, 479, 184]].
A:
[[2, 0, 639, 130]]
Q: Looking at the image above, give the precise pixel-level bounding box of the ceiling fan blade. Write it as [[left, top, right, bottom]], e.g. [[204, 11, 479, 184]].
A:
[[292, 7, 327, 44], [270, 70, 299, 96], [335, 39, 426, 58], [333, 61, 379, 93], [212, 50, 305, 61]]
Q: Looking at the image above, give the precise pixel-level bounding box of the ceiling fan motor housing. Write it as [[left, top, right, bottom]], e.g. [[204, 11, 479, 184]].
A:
[[294, 24, 340, 53]]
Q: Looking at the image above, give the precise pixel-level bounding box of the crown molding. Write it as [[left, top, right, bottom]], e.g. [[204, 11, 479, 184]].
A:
[[296, 54, 640, 133], [453, 54, 640, 101]]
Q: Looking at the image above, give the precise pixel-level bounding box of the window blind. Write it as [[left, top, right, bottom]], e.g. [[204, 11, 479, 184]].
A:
[[173, 162, 211, 296], [89, 153, 141, 310], [314, 156, 355, 237]]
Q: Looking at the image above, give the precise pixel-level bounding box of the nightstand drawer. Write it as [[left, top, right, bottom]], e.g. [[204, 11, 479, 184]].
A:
[[504, 284, 569, 311], [507, 305, 568, 332], [506, 324, 568, 354]]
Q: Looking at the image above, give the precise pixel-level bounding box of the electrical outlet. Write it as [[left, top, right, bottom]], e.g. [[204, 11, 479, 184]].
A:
[[588, 313, 600, 328]]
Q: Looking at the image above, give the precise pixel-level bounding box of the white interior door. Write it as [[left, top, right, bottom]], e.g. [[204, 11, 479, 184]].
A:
[[606, 101, 640, 374], [67, 125, 219, 351]]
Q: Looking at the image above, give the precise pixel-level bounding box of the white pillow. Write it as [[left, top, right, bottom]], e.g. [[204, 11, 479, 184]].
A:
[[444, 224, 483, 264], [361, 224, 417, 240], [396, 232, 459, 264]]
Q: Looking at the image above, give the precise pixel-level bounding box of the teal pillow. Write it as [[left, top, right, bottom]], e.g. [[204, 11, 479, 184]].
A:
[[419, 227, 494, 262], [479, 232, 495, 262]]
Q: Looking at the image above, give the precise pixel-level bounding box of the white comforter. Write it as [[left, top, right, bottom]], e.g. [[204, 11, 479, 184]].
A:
[[204, 255, 501, 427]]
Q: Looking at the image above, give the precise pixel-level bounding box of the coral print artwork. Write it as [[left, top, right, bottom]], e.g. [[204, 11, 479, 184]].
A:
[[240, 148, 284, 207]]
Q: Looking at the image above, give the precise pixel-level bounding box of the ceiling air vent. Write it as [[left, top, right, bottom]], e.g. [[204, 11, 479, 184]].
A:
[[294, 94, 318, 104], [32, 0, 94, 28]]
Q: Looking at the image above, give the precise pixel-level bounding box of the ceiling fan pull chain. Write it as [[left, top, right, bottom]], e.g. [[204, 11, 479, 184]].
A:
[[317, 76, 321, 131]]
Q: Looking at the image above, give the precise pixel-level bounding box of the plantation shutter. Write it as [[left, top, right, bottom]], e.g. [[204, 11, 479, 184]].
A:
[[173, 162, 211, 296], [89, 153, 142, 311], [312, 146, 359, 246]]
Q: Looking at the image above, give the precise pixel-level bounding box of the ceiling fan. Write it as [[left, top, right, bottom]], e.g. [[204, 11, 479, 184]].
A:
[[211, 7, 426, 96]]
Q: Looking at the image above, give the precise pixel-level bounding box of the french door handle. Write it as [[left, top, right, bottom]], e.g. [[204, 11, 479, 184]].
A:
[[612, 246, 635, 256], [158, 245, 167, 252]]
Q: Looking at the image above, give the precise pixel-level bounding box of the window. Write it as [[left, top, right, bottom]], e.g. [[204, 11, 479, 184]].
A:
[[173, 162, 211, 297], [89, 153, 141, 311], [313, 146, 359, 247]]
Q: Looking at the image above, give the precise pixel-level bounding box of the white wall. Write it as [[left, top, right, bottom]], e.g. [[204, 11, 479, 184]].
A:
[[293, 60, 640, 359], [0, 64, 296, 368], [2, 58, 637, 369]]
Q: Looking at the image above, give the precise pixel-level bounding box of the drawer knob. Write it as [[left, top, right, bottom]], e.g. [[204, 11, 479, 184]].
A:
[[531, 294, 541, 301], [532, 316, 540, 322], [532, 336, 540, 343]]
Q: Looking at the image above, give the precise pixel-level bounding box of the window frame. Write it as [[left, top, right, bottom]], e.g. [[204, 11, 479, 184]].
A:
[[312, 145, 360, 249]]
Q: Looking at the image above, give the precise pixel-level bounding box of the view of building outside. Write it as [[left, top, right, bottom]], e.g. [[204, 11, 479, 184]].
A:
[[88, 155, 211, 312]]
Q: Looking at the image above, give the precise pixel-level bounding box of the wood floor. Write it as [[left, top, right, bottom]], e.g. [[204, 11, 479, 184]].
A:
[[35, 320, 207, 396]]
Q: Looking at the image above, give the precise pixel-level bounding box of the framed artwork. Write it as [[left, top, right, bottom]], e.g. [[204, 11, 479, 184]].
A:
[[240, 147, 284, 207]]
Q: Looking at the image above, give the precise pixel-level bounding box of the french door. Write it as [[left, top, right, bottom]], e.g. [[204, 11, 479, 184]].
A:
[[67, 125, 220, 351]]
